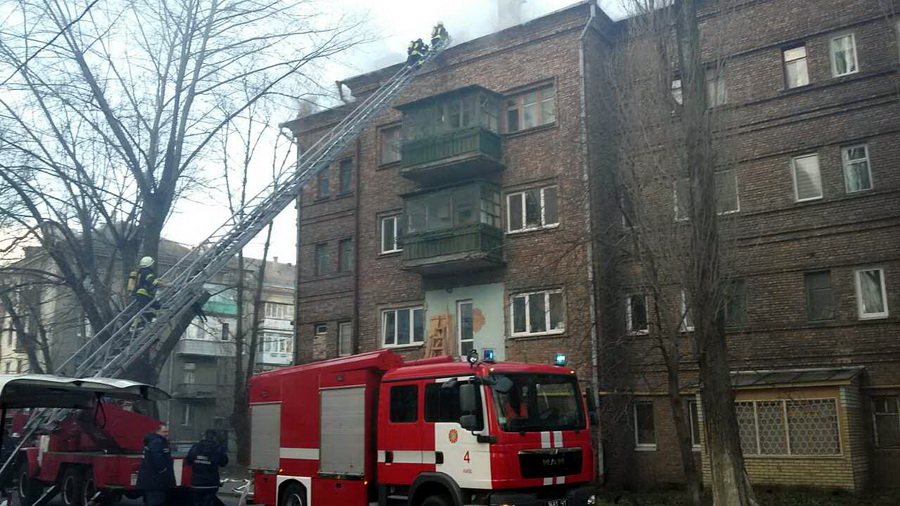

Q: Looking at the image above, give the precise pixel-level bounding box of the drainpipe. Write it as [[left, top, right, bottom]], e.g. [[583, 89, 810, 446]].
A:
[[577, 0, 603, 483]]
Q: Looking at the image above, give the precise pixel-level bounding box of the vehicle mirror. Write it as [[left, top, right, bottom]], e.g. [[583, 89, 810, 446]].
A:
[[459, 383, 477, 413], [585, 386, 599, 425], [459, 414, 479, 431], [493, 376, 513, 394]]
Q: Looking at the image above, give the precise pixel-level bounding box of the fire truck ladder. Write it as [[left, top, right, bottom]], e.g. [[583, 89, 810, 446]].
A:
[[0, 37, 450, 493]]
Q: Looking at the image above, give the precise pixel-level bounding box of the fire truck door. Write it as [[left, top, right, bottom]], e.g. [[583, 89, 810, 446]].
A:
[[430, 380, 492, 489], [378, 382, 427, 484]]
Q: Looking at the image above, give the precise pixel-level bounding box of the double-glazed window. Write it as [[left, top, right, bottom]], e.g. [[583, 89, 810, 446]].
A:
[[390, 385, 418, 423], [842, 144, 872, 193], [382, 307, 425, 347], [873, 396, 900, 448], [736, 399, 840, 455], [805, 271, 835, 321], [338, 322, 352, 357], [791, 153, 823, 202], [626, 294, 648, 335], [380, 215, 402, 254], [503, 85, 556, 133], [510, 289, 564, 337], [633, 401, 656, 450], [830, 33, 858, 77], [507, 186, 558, 232], [264, 302, 291, 320], [457, 301, 474, 356], [855, 268, 888, 319], [782, 45, 809, 89]]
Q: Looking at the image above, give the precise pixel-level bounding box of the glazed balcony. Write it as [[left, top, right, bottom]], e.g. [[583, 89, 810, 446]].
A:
[[173, 383, 217, 399]]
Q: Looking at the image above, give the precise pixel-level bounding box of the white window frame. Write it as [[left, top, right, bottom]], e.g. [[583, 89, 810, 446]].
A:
[[738, 398, 842, 456], [315, 323, 328, 338], [380, 215, 402, 254], [381, 306, 425, 348], [509, 289, 565, 337], [181, 404, 193, 426], [841, 144, 873, 193], [626, 294, 649, 335], [338, 321, 352, 357], [716, 169, 740, 214], [791, 153, 823, 202], [633, 401, 657, 451], [506, 186, 559, 234], [457, 300, 474, 357], [829, 33, 859, 77], [264, 302, 290, 320], [782, 45, 810, 89], [705, 67, 727, 107], [681, 290, 694, 332], [688, 400, 701, 451], [854, 267, 889, 319]]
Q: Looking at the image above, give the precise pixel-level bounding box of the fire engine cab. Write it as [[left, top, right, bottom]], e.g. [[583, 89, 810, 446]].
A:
[[248, 350, 598, 506]]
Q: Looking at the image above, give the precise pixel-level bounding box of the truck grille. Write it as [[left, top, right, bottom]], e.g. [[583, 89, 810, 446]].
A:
[[518, 448, 582, 479]]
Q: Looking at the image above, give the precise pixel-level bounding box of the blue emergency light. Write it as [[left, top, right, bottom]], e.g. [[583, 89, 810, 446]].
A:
[[555, 352, 568, 366], [483, 349, 496, 362]]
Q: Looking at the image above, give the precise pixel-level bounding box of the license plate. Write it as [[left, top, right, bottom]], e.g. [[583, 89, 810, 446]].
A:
[[547, 500, 568, 506]]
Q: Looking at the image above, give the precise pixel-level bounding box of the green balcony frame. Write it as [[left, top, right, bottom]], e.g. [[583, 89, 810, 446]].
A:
[[401, 223, 504, 276]]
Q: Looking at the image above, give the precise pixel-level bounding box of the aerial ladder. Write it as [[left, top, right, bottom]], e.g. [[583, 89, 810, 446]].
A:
[[0, 35, 450, 504]]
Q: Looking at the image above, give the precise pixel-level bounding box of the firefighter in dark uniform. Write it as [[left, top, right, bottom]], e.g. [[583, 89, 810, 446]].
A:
[[431, 21, 449, 48], [137, 423, 176, 506], [128, 256, 160, 328], [406, 38, 428, 66], [186, 430, 229, 506]]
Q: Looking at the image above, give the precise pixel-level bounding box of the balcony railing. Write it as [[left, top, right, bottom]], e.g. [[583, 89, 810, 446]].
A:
[[173, 383, 218, 398], [402, 224, 504, 276], [175, 339, 234, 357], [400, 127, 503, 186]]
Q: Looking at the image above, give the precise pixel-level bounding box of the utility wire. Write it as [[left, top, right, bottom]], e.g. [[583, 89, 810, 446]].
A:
[[0, 0, 102, 87]]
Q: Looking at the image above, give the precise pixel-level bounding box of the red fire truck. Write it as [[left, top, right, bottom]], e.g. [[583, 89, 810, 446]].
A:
[[248, 350, 598, 506]]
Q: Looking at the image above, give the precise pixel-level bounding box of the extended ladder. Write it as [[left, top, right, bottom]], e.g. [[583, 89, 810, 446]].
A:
[[0, 37, 450, 484]]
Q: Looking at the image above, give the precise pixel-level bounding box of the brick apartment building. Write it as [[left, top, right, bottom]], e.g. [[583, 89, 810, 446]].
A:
[[283, 0, 900, 492]]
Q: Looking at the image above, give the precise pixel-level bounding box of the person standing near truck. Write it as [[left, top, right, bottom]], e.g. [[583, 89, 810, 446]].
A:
[[137, 423, 176, 506], [186, 429, 229, 506]]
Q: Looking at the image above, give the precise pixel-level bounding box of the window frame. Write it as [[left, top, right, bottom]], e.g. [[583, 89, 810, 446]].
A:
[[338, 158, 353, 195], [316, 168, 330, 200], [509, 289, 565, 338], [841, 144, 873, 193], [389, 384, 419, 424], [633, 401, 657, 451], [872, 395, 900, 448], [502, 84, 557, 134], [379, 125, 401, 166], [457, 300, 474, 357], [705, 67, 727, 108], [181, 403, 193, 426], [681, 290, 694, 332], [688, 400, 701, 451], [381, 306, 425, 348], [506, 185, 559, 234], [782, 44, 810, 89], [854, 267, 889, 320], [314, 242, 329, 276], [737, 398, 842, 456], [314, 323, 328, 338], [380, 215, 402, 254], [338, 321, 352, 357], [829, 33, 859, 77], [725, 279, 748, 329], [626, 293, 649, 335], [804, 270, 835, 321], [790, 153, 824, 202], [338, 238, 354, 273]]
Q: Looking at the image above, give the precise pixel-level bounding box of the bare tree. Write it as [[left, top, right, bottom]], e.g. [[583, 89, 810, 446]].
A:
[[0, 0, 363, 380]]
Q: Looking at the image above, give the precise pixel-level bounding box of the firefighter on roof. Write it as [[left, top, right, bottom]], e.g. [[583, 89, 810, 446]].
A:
[[128, 256, 160, 329], [431, 21, 449, 48], [407, 38, 428, 67]]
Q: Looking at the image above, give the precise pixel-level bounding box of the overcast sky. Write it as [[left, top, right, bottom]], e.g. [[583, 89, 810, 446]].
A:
[[164, 0, 628, 264]]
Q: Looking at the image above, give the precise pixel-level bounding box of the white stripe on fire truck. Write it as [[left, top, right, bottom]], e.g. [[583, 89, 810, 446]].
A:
[[279, 448, 319, 460], [378, 450, 436, 465], [553, 431, 563, 448], [540, 431, 551, 449], [543, 478, 553, 486], [557, 476, 566, 484]]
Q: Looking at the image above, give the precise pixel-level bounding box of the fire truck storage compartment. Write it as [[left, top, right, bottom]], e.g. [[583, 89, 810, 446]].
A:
[[319, 386, 366, 476], [251, 402, 281, 470]]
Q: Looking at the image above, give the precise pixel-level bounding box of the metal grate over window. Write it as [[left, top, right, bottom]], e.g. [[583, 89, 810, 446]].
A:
[[735, 398, 840, 456]]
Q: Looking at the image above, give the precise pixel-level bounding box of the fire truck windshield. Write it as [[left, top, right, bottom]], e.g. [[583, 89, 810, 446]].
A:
[[491, 373, 585, 432]]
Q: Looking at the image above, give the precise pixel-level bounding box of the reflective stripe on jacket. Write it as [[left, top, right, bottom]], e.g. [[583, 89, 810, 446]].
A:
[[132, 267, 159, 298]]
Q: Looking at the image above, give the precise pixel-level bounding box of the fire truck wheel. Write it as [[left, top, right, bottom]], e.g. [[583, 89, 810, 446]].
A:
[[279, 483, 306, 506], [61, 467, 86, 506], [16, 461, 42, 506], [419, 494, 452, 506], [81, 475, 97, 506]]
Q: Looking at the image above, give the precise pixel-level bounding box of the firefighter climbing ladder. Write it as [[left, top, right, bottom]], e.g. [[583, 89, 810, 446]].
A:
[[0, 36, 450, 490]]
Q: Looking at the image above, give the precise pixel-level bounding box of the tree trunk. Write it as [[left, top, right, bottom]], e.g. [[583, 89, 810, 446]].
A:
[[232, 252, 247, 463], [664, 356, 702, 505]]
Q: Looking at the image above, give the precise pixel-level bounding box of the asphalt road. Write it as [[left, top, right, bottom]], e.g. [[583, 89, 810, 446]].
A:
[[9, 491, 242, 506]]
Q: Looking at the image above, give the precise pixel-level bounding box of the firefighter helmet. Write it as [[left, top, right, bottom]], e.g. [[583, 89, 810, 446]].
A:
[[139, 256, 155, 268]]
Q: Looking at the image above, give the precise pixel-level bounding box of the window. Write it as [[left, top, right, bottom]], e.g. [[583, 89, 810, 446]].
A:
[[842, 144, 872, 193], [830, 33, 858, 77], [406, 184, 500, 233], [671, 78, 683, 105], [316, 168, 330, 199], [338, 159, 353, 194], [688, 401, 701, 449], [338, 321, 352, 357], [380, 216, 402, 254], [315, 323, 327, 338], [457, 301, 474, 356], [382, 307, 425, 347], [503, 85, 556, 133], [510, 290, 564, 337], [805, 271, 835, 321], [425, 381, 483, 430], [264, 303, 290, 320], [620, 192, 635, 228], [380, 126, 401, 165], [220, 322, 230, 341], [314, 243, 329, 276], [855, 268, 888, 319], [737, 399, 840, 455], [725, 279, 748, 328], [390, 385, 418, 423], [181, 404, 193, 426], [338, 238, 354, 273], [872, 396, 900, 448], [783, 45, 809, 88], [705, 67, 727, 107], [633, 401, 656, 449], [507, 186, 558, 233], [3, 362, 8, 374], [673, 171, 738, 220], [791, 154, 823, 202], [681, 290, 694, 332], [674, 179, 691, 221], [16, 359, 22, 374], [626, 294, 648, 335]]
